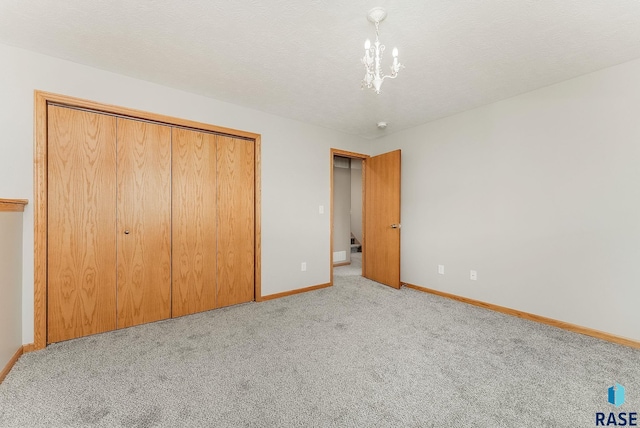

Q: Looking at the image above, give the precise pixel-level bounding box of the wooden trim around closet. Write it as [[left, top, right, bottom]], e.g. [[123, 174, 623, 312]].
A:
[[36, 91, 259, 139], [404, 283, 640, 350], [0, 199, 28, 212], [33, 90, 262, 350], [34, 91, 48, 350], [255, 136, 263, 302]]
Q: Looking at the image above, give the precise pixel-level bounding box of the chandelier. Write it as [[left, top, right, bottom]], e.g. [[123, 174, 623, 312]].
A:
[[361, 7, 404, 95]]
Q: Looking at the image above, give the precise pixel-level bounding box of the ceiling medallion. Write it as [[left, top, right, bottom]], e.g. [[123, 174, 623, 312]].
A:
[[361, 7, 404, 95]]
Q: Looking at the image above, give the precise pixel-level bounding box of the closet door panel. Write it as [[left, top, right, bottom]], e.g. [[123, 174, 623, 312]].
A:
[[47, 106, 117, 343], [217, 136, 255, 307], [172, 128, 217, 317], [117, 118, 172, 328]]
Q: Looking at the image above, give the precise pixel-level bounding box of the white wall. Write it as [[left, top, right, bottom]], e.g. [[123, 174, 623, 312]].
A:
[[374, 58, 640, 341], [0, 42, 367, 345], [0, 212, 23, 368]]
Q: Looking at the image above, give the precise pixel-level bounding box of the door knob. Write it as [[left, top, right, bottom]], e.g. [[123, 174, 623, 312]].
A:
[[390, 224, 401, 229], [124, 230, 130, 235]]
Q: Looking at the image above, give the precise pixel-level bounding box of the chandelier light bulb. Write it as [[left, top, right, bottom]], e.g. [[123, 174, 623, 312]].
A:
[[360, 7, 404, 95]]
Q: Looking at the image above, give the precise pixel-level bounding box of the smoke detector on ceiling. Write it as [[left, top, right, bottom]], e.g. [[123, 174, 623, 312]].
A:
[[377, 121, 388, 129]]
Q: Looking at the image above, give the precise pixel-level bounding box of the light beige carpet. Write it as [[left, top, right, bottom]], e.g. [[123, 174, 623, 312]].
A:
[[1, 273, 638, 427]]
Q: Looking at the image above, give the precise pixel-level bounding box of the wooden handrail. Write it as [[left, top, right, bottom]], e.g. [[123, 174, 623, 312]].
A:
[[0, 199, 29, 212]]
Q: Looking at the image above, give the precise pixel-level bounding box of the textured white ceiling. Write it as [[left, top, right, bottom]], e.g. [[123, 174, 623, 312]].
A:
[[2, 1, 640, 139]]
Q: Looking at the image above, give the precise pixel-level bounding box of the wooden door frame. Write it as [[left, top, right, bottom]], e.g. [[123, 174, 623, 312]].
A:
[[329, 149, 369, 285], [33, 90, 262, 350]]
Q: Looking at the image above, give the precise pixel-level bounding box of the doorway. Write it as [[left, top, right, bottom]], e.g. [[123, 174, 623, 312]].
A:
[[330, 149, 368, 284], [330, 148, 402, 288], [332, 155, 364, 277]]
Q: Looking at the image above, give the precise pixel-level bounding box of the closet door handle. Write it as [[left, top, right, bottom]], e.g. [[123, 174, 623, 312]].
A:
[[390, 224, 401, 229], [124, 230, 130, 235]]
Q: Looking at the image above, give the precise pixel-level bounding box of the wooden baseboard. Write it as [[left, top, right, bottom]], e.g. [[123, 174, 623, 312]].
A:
[[333, 262, 351, 267], [404, 283, 640, 350], [0, 346, 24, 384], [22, 343, 36, 353], [260, 283, 332, 301]]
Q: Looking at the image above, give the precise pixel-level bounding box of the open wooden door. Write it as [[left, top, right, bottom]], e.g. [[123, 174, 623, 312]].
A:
[[363, 150, 401, 289]]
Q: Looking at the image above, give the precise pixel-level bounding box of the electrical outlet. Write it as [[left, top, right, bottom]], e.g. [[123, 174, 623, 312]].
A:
[[319, 205, 324, 214], [470, 270, 477, 281], [301, 262, 307, 272], [438, 265, 445, 275]]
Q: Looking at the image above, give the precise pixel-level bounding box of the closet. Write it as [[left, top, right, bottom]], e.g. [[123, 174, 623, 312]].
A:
[[46, 104, 255, 344]]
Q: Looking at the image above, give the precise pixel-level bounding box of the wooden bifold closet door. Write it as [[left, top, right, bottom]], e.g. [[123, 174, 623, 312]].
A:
[[171, 128, 218, 317], [216, 135, 255, 308], [47, 106, 117, 343], [172, 130, 255, 316], [47, 104, 255, 344], [116, 118, 172, 328]]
